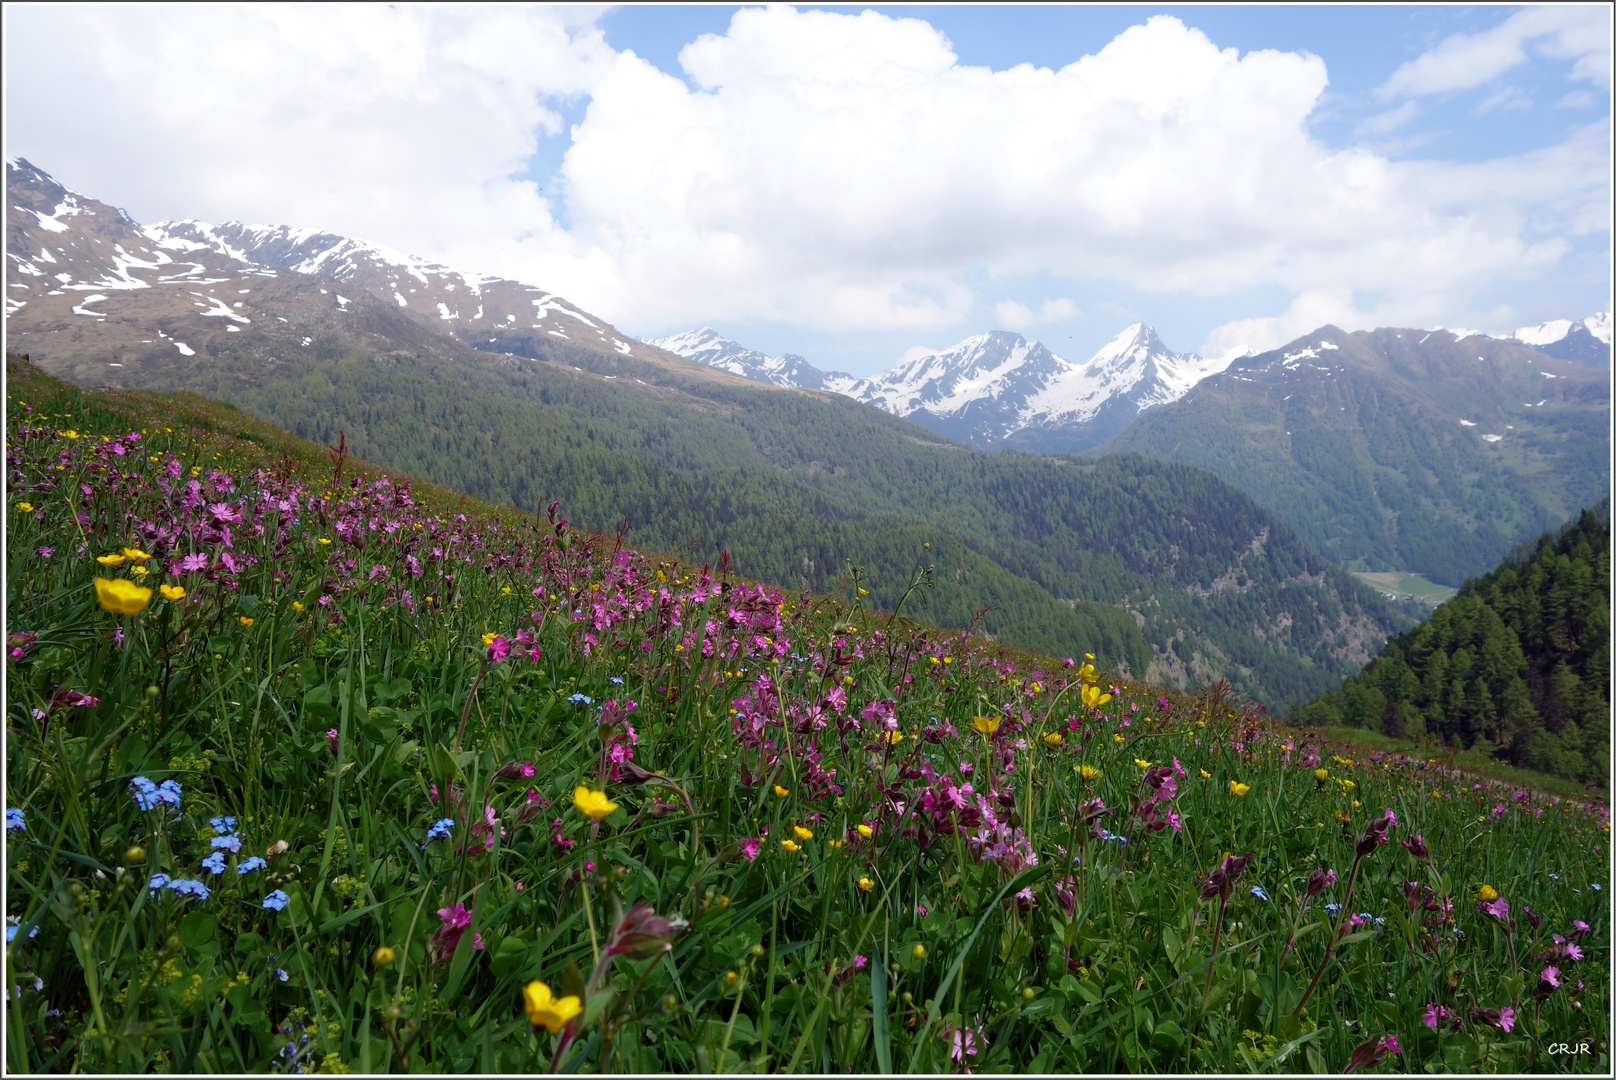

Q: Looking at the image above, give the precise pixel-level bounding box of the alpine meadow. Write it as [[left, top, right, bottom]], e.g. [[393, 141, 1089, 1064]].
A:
[[4, 4, 1613, 1077]]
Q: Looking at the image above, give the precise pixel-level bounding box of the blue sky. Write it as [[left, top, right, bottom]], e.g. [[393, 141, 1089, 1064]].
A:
[[7, 4, 1610, 373]]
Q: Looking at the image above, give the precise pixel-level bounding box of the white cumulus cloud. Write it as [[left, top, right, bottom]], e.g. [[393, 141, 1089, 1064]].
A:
[[4, 4, 1607, 353]]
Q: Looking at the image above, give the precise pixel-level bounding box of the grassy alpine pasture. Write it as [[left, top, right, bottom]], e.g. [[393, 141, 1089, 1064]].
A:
[[4, 360, 1609, 1074]]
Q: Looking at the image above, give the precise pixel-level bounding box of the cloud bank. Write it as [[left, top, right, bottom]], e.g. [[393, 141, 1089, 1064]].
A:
[[5, 4, 1609, 358]]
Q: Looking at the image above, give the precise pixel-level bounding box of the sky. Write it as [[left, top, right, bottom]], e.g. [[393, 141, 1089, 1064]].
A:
[[4, 3, 1611, 374]]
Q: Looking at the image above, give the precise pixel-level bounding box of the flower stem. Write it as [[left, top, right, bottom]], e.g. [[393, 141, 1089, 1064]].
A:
[[1294, 853, 1362, 1016]]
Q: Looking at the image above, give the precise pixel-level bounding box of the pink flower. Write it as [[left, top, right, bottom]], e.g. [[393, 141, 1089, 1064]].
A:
[[326, 728, 340, 756], [1477, 897, 1509, 921], [487, 636, 510, 661], [1421, 1003, 1457, 1030], [740, 838, 761, 862]]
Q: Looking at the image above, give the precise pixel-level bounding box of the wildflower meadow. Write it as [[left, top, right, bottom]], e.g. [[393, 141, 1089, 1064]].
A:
[[4, 362, 1610, 1073]]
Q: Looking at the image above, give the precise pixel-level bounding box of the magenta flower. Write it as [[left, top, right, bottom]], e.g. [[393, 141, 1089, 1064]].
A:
[[1400, 833, 1431, 861], [740, 837, 761, 862], [487, 636, 510, 661], [1345, 1035, 1401, 1073], [1477, 896, 1509, 921], [326, 728, 340, 756], [429, 902, 474, 965], [1421, 1003, 1457, 1030], [1471, 1006, 1516, 1032]]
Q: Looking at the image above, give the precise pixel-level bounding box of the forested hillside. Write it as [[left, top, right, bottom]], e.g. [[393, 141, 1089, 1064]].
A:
[[1293, 501, 1610, 783], [43, 340, 1408, 709], [1099, 326, 1609, 586]]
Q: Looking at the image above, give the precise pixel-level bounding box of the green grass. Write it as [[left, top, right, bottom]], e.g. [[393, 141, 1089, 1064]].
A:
[[1349, 572, 1459, 612], [1310, 728, 1594, 803], [5, 361, 1609, 1074]]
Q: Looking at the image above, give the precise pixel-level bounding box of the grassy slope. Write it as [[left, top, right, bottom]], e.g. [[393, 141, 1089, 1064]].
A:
[[71, 342, 1409, 709], [6, 357, 1608, 1077]]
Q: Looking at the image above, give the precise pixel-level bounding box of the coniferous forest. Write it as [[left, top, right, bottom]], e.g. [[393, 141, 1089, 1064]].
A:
[[1293, 500, 1610, 782]]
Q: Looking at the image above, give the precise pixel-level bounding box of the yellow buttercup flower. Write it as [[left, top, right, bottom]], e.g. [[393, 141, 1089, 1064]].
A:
[[780, 839, 801, 853], [1315, 769, 1328, 782], [97, 553, 127, 567], [238, 616, 254, 627], [292, 601, 304, 612], [500, 586, 512, 597], [16, 502, 33, 513], [881, 730, 904, 745], [856, 824, 874, 839], [774, 785, 790, 798], [970, 716, 1001, 736], [523, 980, 582, 1034], [573, 786, 618, 820], [857, 587, 867, 595], [1075, 764, 1100, 781], [857, 876, 875, 891], [1200, 769, 1211, 779], [1228, 781, 1250, 797], [482, 632, 498, 647], [318, 538, 331, 546], [1478, 884, 1498, 902], [1043, 732, 1063, 747], [1080, 684, 1111, 709], [130, 565, 150, 577], [1112, 733, 1125, 744], [121, 547, 153, 562], [911, 944, 925, 960], [793, 825, 814, 841], [159, 584, 186, 602], [94, 577, 152, 615], [826, 838, 843, 850], [1134, 758, 1152, 769]]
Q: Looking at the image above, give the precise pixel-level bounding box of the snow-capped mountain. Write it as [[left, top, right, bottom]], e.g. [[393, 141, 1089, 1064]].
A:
[[893, 325, 1233, 451], [654, 323, 1230, 451], [5, 158, 745, 391], [144, 219, 644, 360], [643, 327, 851, 389], [1507, 313, 1610, 365]]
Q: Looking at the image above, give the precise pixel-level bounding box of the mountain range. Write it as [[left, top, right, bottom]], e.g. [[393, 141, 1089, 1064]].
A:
[[1098, 325, 1610, 586], [5, 157, 1420, 709], [652, 324, 1237, 453], [653, 318, 1608, 586]]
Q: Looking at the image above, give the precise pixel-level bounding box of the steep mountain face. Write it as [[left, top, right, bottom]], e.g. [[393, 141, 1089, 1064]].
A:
[[1507, 313, 1611, 366], [144, 219, 652, 366], [643, 327, 852, 389], [1294, 501, 1609, 783], [1099, 325, 1610, 587], [656, 323, 1230, 452], [5, 158, 771, 393], [5, 158, 1412, 708]]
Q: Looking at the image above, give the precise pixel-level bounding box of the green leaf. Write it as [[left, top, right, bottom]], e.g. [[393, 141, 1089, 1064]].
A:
[[1151, 1019, 1184, 1054], [582, 987, 615, 1027], [870, 949, 891, 1075], [1074, 979, 1102, 1005], [178, 911, 217, 949]]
